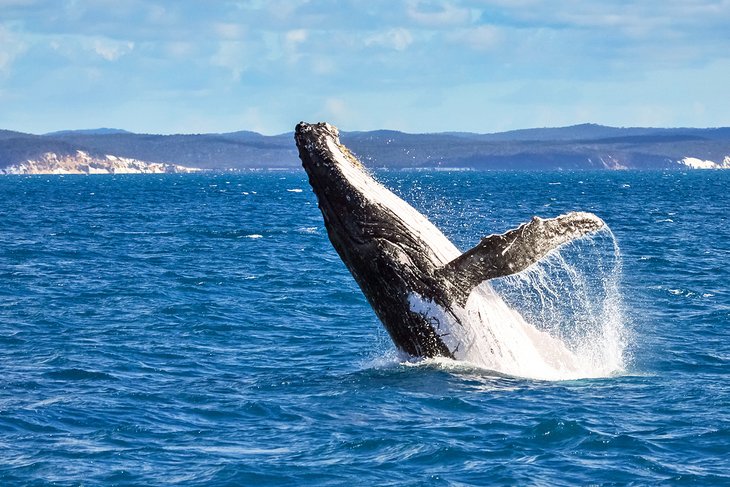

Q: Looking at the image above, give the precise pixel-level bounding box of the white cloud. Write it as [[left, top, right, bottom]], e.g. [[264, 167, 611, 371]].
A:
[[285, 29, 307, 45], [311, 56, 336, 75], [0, 0, 39, 6], [365, 28, 414, 51], [323, 97, 348, 121], [165, 41, 195, 59], [214, 22, 246, 40], [449, 25, 501, 51], [89, 38, 134, 61], [49, 35, 135, 62], [476, 0, 730, 36], [406, 1, 472, 27], [211, 41, 249, 80], [145, 4, 168, 24], [282, 28, 308, 62], [0, 25, 27, 73]]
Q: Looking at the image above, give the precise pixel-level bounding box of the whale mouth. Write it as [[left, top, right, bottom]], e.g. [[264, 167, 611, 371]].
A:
[[295, 122, 367, 196]]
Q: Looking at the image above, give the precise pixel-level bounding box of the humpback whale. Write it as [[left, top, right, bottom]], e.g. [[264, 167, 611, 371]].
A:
[[295, 122, 606, 378]]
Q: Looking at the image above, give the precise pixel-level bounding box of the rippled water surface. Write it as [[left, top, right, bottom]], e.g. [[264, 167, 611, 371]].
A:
[[1, 171, 728, 485]]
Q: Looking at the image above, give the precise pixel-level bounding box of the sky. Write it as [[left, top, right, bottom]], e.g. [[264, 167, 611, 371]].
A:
[[1, 0, 729, 135]]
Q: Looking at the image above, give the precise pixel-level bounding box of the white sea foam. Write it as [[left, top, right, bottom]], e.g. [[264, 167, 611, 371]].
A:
[[407, 228, 628, 381], [487, 228, 628, 379]]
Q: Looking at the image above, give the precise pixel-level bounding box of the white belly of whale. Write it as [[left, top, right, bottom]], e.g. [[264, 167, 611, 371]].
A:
[[408, 283, 602, 381]]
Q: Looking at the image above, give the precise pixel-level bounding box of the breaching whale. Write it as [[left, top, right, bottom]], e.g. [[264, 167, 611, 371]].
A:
[[295, 122, 606, 378]]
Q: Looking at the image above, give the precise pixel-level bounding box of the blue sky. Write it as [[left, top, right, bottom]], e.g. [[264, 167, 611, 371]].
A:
[[1, 0, 729, 134]]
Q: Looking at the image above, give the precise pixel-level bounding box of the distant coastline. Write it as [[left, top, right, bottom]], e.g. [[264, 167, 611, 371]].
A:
[[1, 150, 200, 175], [2, 123, 730, 174]]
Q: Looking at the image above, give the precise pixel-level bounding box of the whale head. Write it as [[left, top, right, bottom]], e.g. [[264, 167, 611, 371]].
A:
[[295, 121, 458, 268], [295, 122, 372, 248], [295, 121, 459, 356]]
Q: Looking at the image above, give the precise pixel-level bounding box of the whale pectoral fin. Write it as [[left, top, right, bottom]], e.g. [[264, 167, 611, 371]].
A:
[[438, 212, 604, 300]]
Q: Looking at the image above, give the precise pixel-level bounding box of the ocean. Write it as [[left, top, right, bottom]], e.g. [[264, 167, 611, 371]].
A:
[[1, 170, 728, 485]]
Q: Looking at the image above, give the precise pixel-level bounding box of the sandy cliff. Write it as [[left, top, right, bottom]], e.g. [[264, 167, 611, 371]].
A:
[[1, 150, 200, 175]]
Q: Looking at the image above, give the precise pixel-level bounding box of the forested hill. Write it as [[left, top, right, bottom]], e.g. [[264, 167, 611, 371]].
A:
[[2, 124, 730, 172]]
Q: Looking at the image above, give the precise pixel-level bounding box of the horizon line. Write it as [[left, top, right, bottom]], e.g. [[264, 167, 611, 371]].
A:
[[3, 122, 730, 138]]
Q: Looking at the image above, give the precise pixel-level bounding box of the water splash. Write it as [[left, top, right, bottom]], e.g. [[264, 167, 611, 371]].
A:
[[491, 227, 629, 377]]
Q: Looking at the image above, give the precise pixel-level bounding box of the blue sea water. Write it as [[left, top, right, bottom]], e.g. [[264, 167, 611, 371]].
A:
[[0, 170, 728, 486]]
